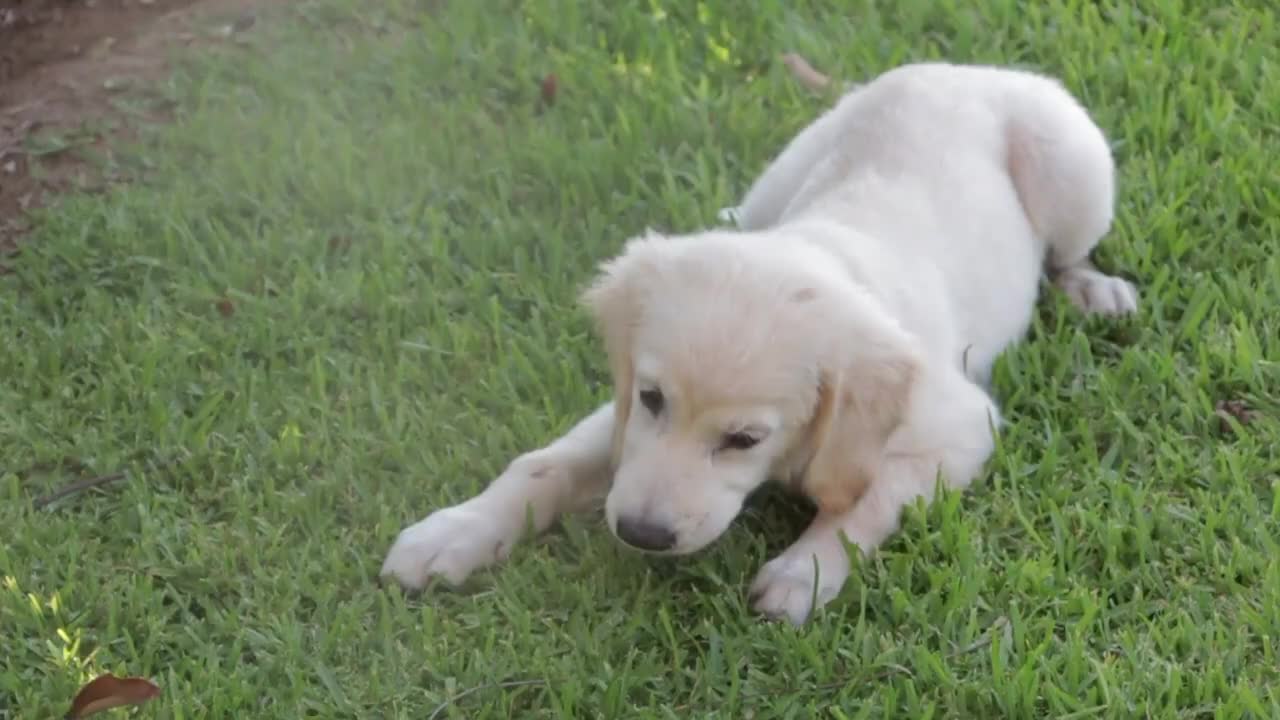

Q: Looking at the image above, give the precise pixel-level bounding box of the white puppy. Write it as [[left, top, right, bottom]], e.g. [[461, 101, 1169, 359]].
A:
[[381, 62, 1138, 624]]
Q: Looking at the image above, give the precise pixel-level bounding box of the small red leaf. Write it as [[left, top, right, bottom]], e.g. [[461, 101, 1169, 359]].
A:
[[540, 73, 558, 105], [1215, 399, 1259, 433], [66, 674, 161, 719]]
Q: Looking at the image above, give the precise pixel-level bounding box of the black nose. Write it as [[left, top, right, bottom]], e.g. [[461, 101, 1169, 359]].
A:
[[615, 516, 676, 552]]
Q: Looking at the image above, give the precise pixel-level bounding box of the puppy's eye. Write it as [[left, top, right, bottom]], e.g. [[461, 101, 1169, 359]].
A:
[[639, 388, 664, 416], [720, 431, 761, 451]]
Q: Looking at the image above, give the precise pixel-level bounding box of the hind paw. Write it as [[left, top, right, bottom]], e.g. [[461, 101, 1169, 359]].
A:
[[1055, 267, 1138, 316]]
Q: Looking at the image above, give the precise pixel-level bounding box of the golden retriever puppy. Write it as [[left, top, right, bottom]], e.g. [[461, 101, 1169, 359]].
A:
[[381, 62, 1138, 624]]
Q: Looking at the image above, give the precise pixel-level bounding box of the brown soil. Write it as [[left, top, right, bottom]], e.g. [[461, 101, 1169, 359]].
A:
[[0, 0, 263, 262]]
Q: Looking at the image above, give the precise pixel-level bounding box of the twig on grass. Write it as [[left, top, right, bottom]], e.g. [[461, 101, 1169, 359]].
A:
[[32, 471, 127, 509], [426, 678, 548, 720], [29, 455, 175, 509], [674, 616, 1011, 711], [424, 619, 1012, 716], [808, 616, 1011, 694]]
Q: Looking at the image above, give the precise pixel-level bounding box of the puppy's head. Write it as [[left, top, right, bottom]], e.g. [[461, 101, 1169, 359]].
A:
[[582, 230, 920, 555]]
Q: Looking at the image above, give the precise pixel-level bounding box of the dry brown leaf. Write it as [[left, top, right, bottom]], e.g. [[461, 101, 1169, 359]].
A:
[[1215, 399, 1259, 433], [780, 52, 832, 91], [540, 73, 558, 105], [231, 13, 257, 34], [65, 674, 160, 719], [328, 235, 353, 253]]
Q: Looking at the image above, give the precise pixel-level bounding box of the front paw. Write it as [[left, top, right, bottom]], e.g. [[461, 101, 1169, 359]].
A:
[[749, 546, 849, 625], [380, 503, 516, 590]]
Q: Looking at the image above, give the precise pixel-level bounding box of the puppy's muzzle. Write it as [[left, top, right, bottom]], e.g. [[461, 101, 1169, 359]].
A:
[[614, 516, 676, 552]]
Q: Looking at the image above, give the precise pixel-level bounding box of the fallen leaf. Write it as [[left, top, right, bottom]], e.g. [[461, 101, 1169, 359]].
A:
[[217, 13, 256, 39], [65, 674, 160, 719], [215, 297, 236, 317], [780, 52, 831, 91], [540, 73, 558, 105], [231, 13, 257, 33], [1215, 399, 1258, 433], [328, 235, 353, 253]]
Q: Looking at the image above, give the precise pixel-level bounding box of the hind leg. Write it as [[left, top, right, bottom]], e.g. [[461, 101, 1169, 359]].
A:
[[720, 113, 841, 230], [1006, 76, 1139, 317], [1051, 259, 1138, 317], [721, 89, 864, 230]]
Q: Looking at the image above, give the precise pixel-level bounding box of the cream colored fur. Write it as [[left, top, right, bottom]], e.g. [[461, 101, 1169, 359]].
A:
[[381, 62, 1138, 624]]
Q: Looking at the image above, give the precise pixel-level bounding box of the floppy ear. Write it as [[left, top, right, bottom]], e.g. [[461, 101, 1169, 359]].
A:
[[799, 292, 922, 514], [580, 233, 663, 468]]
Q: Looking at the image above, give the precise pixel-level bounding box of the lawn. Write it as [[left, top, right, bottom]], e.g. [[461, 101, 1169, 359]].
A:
[[2, 0, 1279, 717]]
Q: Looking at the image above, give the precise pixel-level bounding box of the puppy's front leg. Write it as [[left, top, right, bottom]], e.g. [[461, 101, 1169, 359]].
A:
[[381, 403, 614, 590], [749, 456, 952, 625]]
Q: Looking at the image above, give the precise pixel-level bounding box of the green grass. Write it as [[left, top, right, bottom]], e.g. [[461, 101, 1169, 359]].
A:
[[2, 0, 1279, 717]]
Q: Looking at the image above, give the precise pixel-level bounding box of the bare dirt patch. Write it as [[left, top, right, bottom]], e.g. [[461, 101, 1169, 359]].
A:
[[0, 0, 263, 261]]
